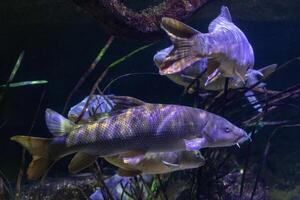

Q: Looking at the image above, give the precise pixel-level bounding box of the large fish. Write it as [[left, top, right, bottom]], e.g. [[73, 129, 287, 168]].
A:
[[154, 45, 277, 91], [68, 95, 205, 176], [11, 103, 249, 180], [158, 6, 255, 86], [154, 46, 277, 112]]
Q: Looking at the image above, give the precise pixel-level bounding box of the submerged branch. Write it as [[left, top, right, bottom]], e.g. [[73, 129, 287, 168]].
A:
[[72, 0, 210, 40]]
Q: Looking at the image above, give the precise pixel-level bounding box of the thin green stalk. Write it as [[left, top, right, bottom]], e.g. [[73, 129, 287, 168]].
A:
[[63, 36, 115, 114], [76, 42, 154, 123]]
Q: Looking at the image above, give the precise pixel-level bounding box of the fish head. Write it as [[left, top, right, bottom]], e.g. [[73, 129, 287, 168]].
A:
[[179, 151, 205, 169], [202, 114, 250, 148]]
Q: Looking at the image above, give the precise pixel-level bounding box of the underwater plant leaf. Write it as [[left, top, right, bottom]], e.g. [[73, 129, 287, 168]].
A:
[[75, 42, 154, 123], [108, 43, 155, 69], [63, 36, 115, 114], [0, 80, 48, 88], [102, 72, 159, 93], [8, 50, 25, 83], [95, 36, 114, 65]]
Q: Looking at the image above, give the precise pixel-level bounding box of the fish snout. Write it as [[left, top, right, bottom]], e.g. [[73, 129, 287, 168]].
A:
[[236, 129, 251, 144]]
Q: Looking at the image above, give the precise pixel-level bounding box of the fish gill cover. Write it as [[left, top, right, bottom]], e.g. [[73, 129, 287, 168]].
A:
[[0, 1, 300, 200]]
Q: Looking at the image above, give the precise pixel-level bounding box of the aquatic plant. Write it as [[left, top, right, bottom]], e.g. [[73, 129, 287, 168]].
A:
[[0, 51, 48, 104]]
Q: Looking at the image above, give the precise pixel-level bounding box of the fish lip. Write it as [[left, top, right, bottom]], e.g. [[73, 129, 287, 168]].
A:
[[236, 133, 250, 144]]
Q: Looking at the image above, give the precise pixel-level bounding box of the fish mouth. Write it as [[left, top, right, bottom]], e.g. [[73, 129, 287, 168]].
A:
[[235, 132, 252, 148]]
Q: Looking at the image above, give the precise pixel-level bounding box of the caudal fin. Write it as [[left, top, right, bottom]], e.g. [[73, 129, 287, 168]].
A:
[[11, 136, 52, 180], [244, 91, 263, 113], [160, 17, 201, 75]]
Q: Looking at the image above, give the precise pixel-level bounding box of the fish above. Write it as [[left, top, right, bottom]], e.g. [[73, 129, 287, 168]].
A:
[[158, 6, 255, 86], [68, 95, 205, 176], [11, 102, 249, 180], [154, 46, 277, 113], [154, 45, 277, 92]]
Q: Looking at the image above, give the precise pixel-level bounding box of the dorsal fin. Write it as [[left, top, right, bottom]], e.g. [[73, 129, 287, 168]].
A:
[[108, 95, 147, 112], [161, 17, 199, 39], [45, 109, 75, 136], [220, 6, 232, 22]]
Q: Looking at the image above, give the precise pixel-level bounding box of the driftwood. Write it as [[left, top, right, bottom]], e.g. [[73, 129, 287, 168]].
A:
[[72, 0, 210, 40]]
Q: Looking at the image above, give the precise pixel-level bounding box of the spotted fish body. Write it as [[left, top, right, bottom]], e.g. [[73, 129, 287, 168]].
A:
[[68, 95, 205, 176], [56, 104, 207, 158]]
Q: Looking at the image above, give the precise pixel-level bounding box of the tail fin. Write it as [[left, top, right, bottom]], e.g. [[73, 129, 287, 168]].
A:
[[245, 91, 263, 113], [160, 17, 201, 75], [259, 64, 278, 79], [11, 136, 52, 180]]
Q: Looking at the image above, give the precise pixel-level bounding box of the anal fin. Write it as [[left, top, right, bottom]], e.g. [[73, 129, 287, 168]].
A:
[[68, 152, 97, 174], [120, 150, 146, 165]]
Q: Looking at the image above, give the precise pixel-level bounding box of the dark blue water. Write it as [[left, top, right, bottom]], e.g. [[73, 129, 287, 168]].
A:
[[0, 2, 300, 199]]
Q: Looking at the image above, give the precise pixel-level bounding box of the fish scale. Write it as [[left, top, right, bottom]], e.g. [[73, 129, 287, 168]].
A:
[[64, 104, 204, 156]]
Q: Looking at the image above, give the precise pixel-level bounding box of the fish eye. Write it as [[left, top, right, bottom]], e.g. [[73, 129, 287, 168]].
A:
[[225, 127, 231, 133]]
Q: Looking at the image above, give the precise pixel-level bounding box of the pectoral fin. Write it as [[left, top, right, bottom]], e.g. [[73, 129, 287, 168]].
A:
[[162, 160, 180, 168], [123, 155, 145, 165], [184, 138, 207, 151], [120, 150, 146, 165], [205, 59, 221, 86], [117, 168, 141, 177], [68, 152, 97, 174]]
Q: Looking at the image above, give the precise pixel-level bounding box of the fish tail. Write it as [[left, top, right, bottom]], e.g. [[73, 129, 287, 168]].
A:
[[244, 91, 263, 113], [160, 17, 201, 75], [11, 136, 53, 180]]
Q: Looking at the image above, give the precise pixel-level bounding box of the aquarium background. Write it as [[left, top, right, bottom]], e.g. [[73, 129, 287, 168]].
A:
[[0, 0, 300, 199]]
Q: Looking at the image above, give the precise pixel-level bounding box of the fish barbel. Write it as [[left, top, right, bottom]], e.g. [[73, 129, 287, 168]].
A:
[[11, 103, 248, 180], [158, 6, 254, 86]]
